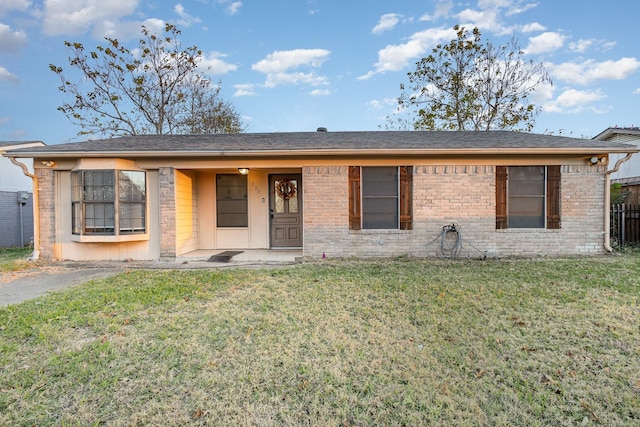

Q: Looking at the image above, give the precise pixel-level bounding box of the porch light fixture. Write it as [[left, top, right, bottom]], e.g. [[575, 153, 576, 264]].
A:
[[238, 168, 250, 175], [41, 160, 55, 167]]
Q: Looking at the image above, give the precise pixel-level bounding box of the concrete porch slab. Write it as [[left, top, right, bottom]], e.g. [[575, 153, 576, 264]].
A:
[[179, 249, 303, 263]]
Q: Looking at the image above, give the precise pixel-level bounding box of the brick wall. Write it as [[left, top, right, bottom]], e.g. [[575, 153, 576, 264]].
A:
[[0, 191, 34, 248], [159, 167, 176, 259], [36, 168, 55, 259], [303, 164, 606, 259]]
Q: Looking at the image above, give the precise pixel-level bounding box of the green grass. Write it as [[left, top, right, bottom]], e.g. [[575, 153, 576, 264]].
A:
[[0, 247, 34, 272], [1, 256, 639, 425]]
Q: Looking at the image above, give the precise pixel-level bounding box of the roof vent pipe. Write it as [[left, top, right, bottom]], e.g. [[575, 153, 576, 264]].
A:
[[317, 127, 327, 132]]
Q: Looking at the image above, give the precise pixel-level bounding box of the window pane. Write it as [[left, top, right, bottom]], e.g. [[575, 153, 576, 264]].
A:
[[119, 171, 146, 202], [217, 174, 248, 227], [84, 202, 115, 233], [288, 180, 298, 213], [508, 197, 545, 228], [362, 167, 399, 229], [120, 202, 146, 233], [274, 178, 298, 214], [84, 171, 114, 201], [118, 171, 146, 233], [508, 166, 545, 228], [72, 202, 82, 234], [71, 171, 82, 202], [362, 167, 398, 197], [362, 198, 398, 229]]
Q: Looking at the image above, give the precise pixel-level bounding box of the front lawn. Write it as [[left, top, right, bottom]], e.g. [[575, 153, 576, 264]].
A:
[[1, 257, 638, 425]]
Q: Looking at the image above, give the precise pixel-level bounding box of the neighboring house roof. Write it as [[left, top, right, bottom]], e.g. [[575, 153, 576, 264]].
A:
[[593, 127, 640, 143], [4, 131, 637, 158], [0, 141, 45, 152]]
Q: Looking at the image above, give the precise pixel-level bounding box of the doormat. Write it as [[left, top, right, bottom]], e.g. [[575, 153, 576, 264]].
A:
[[208, 251, 244, 263]]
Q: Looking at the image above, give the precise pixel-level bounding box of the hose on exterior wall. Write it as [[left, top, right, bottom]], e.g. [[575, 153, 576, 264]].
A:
[[427, 223, 486, 259]]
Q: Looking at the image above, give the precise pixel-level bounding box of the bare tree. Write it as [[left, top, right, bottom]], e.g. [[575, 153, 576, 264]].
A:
[[50, 23, 243, 137], [393, 25, 551, 132]]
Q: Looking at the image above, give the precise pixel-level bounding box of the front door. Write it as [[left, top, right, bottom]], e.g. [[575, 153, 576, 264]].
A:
[[270, 174, 302, 247]]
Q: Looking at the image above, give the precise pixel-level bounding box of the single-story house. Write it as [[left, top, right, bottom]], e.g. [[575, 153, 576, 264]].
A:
[[0, 141, 45, 248], [3, 130, 637, 261]]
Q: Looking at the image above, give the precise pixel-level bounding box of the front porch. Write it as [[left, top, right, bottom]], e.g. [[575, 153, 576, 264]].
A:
[[177, 249, 304, 263]]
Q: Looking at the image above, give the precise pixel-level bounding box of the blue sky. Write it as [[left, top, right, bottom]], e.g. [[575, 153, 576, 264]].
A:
[[0, 0, 638, 144]]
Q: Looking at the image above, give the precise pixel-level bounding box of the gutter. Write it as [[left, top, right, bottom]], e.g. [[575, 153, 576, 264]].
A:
[[8, 157, 39, 261], [604, 153, 634, 252], [6, 146, 639, 159]]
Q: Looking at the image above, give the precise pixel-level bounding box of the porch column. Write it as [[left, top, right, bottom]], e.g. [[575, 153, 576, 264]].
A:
[[159, 167, 177, 260], [35, 167, 55, 260]]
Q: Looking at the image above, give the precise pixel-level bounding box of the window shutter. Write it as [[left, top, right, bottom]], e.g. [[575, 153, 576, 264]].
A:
[[399, 166, 413, 230], [496, 166, 508, 229], [348, 166, 361, 230], [546, 165, 561, 229]]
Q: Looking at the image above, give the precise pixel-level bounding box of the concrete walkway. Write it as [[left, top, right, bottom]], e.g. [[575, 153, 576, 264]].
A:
[[0, 255, 302, 307]]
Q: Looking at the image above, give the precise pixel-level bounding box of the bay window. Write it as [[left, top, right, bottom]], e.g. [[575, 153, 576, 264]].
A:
[[72, 170, 146, 235]]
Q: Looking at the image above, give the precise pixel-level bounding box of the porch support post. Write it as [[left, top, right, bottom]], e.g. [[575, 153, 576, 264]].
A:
[[35, 167, 55, 260], [159, 167, 177, 260]]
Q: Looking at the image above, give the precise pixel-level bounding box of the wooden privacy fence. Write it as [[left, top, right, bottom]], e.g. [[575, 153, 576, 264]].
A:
[[610, 204, 640, 246]]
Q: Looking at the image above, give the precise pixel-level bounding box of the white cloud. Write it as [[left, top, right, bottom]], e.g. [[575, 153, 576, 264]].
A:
[[252, 49, 331, 87], [524, 31, 565, 54], [372, 13, 401, 34], [42, 0, 139, 36], [569, 39, 594, 53], [359, 26, 455, 79], [0, 0, 30, 15], [544, 88, 606, 113], [506, 2, 539, 15], [97, 18, 164, 41], [568, 39, 615, 54], [217, 0, 242, 15], [367, 98, 397, 110], [634, 88, 640, 95], [549, 57, 640, 85], [0, 116, 10, 125], [234, 83, 256, 97], [199, 51, 237, 75], [0, 65, 19, 83], [456, 7, 502, 32], [555, 88, 605, 107], [0, 23, 27, 54], [253, 49, 330, 74], [521, 22, 545, 33], [229, 2, 242, 15], [310, 88, 331, 96], [434, 0, 453, 19], [175, 3, 201, 27]]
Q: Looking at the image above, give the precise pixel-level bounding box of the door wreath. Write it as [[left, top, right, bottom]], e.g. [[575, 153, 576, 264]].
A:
[[275, 179, 296, 200]]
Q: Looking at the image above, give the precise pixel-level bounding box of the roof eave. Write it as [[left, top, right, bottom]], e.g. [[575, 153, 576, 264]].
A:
[[4, 146, 639, 158]]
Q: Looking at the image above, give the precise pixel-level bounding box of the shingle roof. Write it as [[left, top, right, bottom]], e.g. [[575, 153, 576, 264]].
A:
[[4, 131, 637, 157], [592, 127, 640, 142]]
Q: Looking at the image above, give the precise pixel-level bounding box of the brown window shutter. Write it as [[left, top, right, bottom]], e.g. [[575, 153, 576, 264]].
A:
[[348, 166, 361, 230], [496, 166, 508, 229], [400, 166, 413, 230], [546, 165, 561, 229]]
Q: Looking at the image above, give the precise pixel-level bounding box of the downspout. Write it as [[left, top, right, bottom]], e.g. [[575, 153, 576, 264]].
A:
[[604, 153, 634, 252], [8, 157, 39, 261]]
